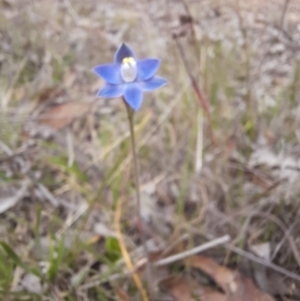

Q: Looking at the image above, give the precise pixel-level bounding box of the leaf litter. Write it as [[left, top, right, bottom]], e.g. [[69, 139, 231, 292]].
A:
[[190, 255, 275, 301], [164, 255, 275, 301], [0, 0, 300, 300]]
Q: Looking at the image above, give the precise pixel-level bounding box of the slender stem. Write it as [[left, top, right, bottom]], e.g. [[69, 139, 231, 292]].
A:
[[125, 101, 153, 300], [126, 104, 141, 229]]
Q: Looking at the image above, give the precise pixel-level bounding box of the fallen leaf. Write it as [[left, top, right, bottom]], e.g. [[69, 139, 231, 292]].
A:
[[186, 255, 276, 301], [186, 256, 237, 292], [163, 276, 226, 301], [39, 102, 90, 130]]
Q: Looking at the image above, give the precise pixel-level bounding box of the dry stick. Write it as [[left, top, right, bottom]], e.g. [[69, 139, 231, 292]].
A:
[[153, 235, 230, 267], [226, 244, 300, 283], [174, 37, 216, 145], [200, 232, 300, 283], [125, 103, 153, 300], [79, 235, 230, 291], [126, 235, 231, 271]]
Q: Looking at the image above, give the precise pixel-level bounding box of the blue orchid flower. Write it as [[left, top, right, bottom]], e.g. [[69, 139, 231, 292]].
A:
[[93, 43, 167, 111]]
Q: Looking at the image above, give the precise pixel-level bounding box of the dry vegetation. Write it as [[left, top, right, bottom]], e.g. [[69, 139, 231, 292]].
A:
[[0, 0, 300, 300]]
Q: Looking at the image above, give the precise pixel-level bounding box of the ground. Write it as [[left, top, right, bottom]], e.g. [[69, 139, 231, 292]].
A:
[[0, 0, 300, 300]]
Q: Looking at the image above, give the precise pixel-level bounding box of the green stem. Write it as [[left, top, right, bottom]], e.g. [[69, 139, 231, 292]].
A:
[[125, 101, 153, 299], [126, 104, 141, 223]]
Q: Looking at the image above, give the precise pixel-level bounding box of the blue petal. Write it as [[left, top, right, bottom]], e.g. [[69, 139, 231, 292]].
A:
[[139, 76, 168, 91], [124, 83, 143, 111], [93, 64, 122, 85], [137, 59, 161, 81], [97, 83, 124, 98], [114, 43, 136, 64]]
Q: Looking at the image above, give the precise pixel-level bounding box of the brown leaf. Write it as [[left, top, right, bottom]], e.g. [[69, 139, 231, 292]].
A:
[[186, 256, 236, 292], [186, 255, 275, 301], [39, 102, 90, 130], [163, 276, 227, 301]]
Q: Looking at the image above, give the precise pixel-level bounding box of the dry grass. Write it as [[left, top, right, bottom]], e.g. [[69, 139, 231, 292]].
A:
[[0, 0, 300, 300]]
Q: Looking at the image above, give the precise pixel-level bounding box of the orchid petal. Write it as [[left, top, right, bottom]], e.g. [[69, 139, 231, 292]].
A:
[[93, 64, 122, 85], [114, 43, 136, 64], [124, 83, 143, 111], [137, 58, 161, 81], [97, 83, 124, 98], [139, 76, 168, 91]]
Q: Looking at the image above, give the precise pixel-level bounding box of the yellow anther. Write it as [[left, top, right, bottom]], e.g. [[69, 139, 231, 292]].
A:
[[122, 57, 135, 64]]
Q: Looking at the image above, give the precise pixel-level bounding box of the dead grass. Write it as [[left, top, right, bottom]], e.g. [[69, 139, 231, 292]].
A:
[[0, 0, 300, 300]]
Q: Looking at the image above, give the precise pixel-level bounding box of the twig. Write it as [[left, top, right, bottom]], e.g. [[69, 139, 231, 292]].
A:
[[80, 235, 231, 292], [153, 235, 230, 267], [226, 244, 300, 283]]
